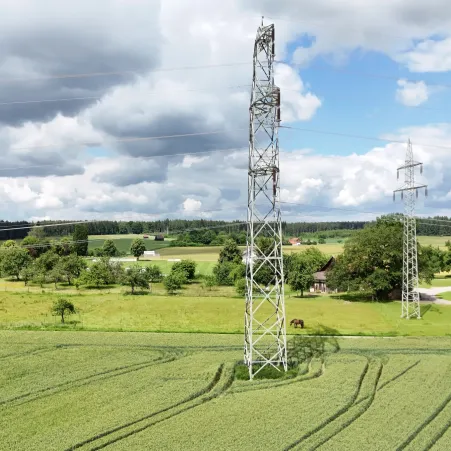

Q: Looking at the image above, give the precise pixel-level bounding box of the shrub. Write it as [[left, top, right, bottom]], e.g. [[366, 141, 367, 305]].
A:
[[202, 275, 216, 291], [235, 278, 246, 296], [164, 272, 184, 295], [171, 260, 196, 280]]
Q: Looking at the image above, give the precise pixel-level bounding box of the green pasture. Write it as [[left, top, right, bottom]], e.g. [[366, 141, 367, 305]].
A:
[[418, 235, 451, 248], [134, 259, 215, 275], [155, 243, 343, 261], [87, 237, 170, 253], [1, 282, 450, 335], [1, 331, 451, 450]]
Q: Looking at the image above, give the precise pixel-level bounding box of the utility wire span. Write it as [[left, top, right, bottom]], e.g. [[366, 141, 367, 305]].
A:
[[1, 123, 450, 172], [0, 146, 248, 173], [0, 85, 252, 108], [280, 125, 451, 151], [0, 62, 251, 84], [0, 221, 249, 251], [2, 219, 448, 252], [7, 129, 247, 153], [1, 199, 450, 234]]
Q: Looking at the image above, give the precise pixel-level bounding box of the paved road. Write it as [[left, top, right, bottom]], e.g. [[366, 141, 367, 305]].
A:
[[417, 286, 451, 305]]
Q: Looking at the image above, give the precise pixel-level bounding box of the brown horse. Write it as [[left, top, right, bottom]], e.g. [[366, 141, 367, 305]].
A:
[[290, 319, 304, 329]]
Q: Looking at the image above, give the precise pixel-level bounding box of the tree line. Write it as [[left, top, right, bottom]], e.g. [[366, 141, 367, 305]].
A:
[[1, 216, 451, 243]]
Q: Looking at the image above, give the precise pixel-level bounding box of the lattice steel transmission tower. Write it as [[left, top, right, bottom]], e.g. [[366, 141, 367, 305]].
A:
[[393, 139, 428, 319], [244, 19, 287, 379]]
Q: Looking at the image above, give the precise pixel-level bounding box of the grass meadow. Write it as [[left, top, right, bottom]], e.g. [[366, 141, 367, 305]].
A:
[[1, 280, 450, 336], [1, 331, 451, 450], [88, 235, 171, 254]]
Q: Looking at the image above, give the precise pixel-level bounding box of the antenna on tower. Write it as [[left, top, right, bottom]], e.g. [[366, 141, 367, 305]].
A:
[[393, 139, 427, 320], [244, 20, 287, 379]]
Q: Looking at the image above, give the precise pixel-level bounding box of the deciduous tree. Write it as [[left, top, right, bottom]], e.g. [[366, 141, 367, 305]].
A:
[[73, 225, 89, 256], [121, 265, 150, 294], [130, 239, 146, 260], [218, 239, 242, 264], [163, 272, 183, 295], [51, 298, 76, 324], [0, 247, 32, 280], [102, 239, 119, 257]]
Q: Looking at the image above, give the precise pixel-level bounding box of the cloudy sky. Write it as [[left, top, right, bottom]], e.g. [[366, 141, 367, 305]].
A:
[[1, 0, 451, 224]]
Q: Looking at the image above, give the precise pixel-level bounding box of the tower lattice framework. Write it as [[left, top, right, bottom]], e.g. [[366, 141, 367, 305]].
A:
[[244, 20, 287, 379], [394, 139, 427, 319]]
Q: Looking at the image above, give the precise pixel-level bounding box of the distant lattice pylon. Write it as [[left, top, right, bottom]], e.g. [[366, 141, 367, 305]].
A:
[[393, 139, 428, 319]]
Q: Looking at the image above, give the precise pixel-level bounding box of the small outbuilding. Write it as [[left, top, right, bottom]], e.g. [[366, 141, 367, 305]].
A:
[[311, 256, 336, 293], [154, 234, 165, 241]]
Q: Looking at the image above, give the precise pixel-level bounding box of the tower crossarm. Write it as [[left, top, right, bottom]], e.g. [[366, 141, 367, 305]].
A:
[[394, 184, 428, 193], [396, 162, 423, 171]]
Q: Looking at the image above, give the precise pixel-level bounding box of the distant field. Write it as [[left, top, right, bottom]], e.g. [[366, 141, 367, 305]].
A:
[[2, 331, 451, 451], [87, 236, 171, 253], [420, 276, 451, 288], [156, 243, 344, 261], [136, 260, 215, 275], [284, 243, 344, 256], [418, 236, 451, 248], [89, 234, 175, 241]]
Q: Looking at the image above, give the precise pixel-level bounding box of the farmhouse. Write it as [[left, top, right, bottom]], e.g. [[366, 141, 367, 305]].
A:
[[311, 256, 336, 293], [289, 237, 301, 246], [154, 234, 165, 241]]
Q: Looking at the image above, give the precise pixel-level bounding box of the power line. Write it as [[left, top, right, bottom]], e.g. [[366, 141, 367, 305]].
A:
[[0, 146, 248, 173], [1, 121, 451, 174], [1, 199, 450, 234], [279, 61, 451, 91], [0, 62, 251, 84], [7, 128, 247, 153], [0, 84, 253, 108], [280, 125, 451, 151], [0, 221, 248, 251]]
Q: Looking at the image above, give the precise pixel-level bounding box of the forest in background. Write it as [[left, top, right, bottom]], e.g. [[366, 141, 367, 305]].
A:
[[0, 216, 449, 242]]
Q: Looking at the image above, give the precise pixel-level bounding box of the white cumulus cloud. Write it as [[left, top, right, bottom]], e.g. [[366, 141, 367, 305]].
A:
[[397, 37, 451, 72], [183, 198, 202, 212], [396, 79, 429, 106]]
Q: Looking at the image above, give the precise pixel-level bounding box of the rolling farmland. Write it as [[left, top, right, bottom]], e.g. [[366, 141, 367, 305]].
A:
[[1, 331, 451, 450]]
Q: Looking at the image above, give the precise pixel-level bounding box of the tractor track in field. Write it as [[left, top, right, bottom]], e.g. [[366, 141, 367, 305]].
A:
[[423, 420, 451, 450], [308, 358, 420, 450], [308, 361, 384, 450], [65, 363, 233, 451], [353, 360, 421, 407], [88, 362, 238, 451], [229, 359, 325, 395], [0, 353, 179, 409], [395, 391, 451, 450], [0, 345, 61, 361], [283, 358, 371, 451]]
